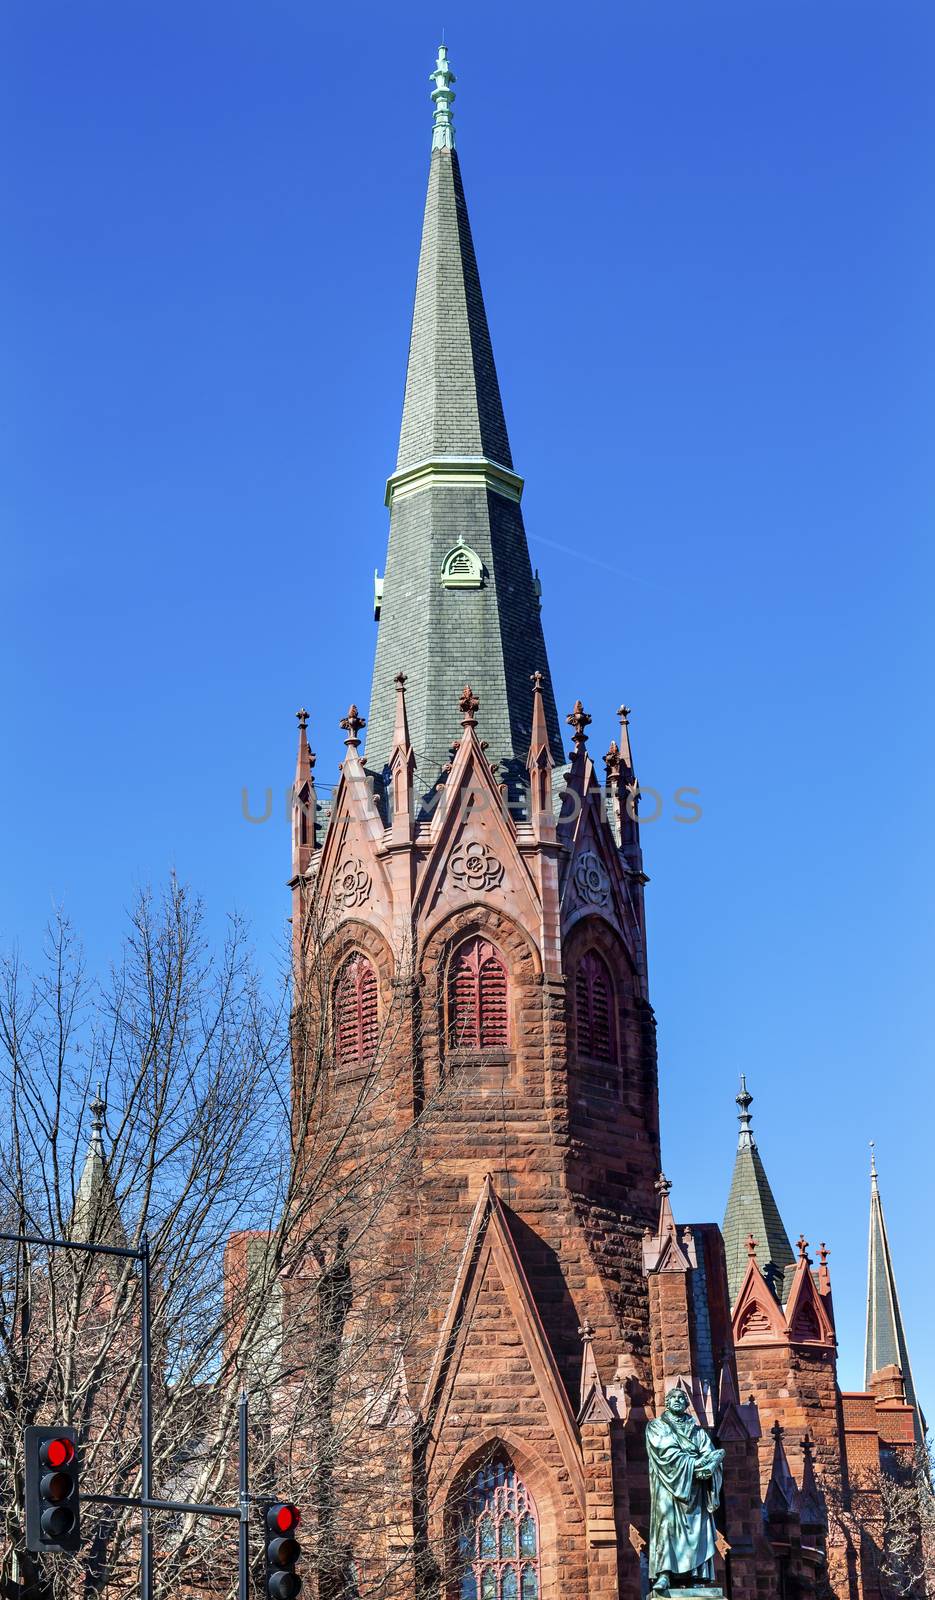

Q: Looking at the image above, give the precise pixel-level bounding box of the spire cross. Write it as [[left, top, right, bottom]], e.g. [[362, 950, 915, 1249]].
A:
[[430, 44, 456, 152], [566, 699, 591, 755], [340, 704, 367, 749], [459, 684, 479, 728]]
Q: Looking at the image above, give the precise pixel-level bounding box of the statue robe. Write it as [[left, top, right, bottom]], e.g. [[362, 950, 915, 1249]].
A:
[[645, 1408, 723, 1584]]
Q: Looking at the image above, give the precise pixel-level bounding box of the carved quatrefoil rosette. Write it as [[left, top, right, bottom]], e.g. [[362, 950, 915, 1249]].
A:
[[448, 839, 504, 893], [574, 850, 610, 907], [332, 858, 372, 909]]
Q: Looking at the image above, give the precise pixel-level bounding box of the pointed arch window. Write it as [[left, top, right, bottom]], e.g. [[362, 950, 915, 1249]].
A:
[[334, 953, 378, 1067], [575, 951, 615, 1063], [454, 1458, 541, 1600], [449, 939, 509, 1052]]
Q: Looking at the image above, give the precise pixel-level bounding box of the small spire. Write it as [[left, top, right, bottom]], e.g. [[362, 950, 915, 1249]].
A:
[[736, 1073, 755, 1151], [566, 699, 591, 756], [430, 44, 456, 151], [392, 672, 412, 750], [655, 1172, 676, 1237], [459, 684, 479, 729], [340, 704, 367, 750], [617, 704, 634, 774]]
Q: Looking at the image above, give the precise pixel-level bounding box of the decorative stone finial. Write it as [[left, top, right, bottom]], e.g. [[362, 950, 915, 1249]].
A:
[[604, 739, 621, 781], [818, 1242, 829, 1268], [430, 44, 456, 151], [746, 1234, 758, 1259], [339, 704, 366, 749], [394, 672, 408, 691], [459, 684, 479, 727], [797, 1234, 810, 1264], [655, 1172, 673, 1200], [771, 1419, 784, 1445], [578, 1318, 595, 1344], [566, 699, 591, 755], [736, 1074, 755, 1151], [296, 707, 309, 732]]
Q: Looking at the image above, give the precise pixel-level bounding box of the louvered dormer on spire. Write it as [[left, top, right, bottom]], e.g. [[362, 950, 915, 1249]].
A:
[[366, 45, 562, 808]]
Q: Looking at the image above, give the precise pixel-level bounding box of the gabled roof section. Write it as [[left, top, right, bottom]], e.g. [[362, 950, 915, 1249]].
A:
[[722, 1076, 795, 1305], [421, 1174, 584, 1506], [865, 1146, 922, 1438]]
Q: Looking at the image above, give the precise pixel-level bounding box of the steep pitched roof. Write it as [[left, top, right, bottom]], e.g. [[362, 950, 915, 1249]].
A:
[[366, 47, 562, 802], [865, 1146, 921, 1438], [722, 1076, 794, 1306]]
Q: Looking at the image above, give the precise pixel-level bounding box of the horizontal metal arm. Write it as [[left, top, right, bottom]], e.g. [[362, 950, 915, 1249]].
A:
[[82, 1492, 241, 1520], [0, 1228, 142, 1262]]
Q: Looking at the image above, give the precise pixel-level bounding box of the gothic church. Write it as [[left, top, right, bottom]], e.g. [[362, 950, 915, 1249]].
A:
[[287, 47, 924, 1600]]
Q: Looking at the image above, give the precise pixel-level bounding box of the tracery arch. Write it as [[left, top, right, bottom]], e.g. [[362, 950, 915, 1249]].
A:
[[452, 1455, 542, 1599]]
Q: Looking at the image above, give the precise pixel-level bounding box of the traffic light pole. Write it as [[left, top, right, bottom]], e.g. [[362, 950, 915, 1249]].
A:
[[239, 1390, 250, 1600], [0, 1228, 255, 1600], [140, 1235, 153, 1600]]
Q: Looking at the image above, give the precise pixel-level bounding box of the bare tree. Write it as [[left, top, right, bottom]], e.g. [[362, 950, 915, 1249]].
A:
[[875, 1444, 935, 1599], [0, 878, 468, 1600]]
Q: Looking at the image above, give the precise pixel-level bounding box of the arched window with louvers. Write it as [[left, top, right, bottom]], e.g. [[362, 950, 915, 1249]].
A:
[[333, 953, 378, 1068], [448, 938, 510, 1053], [574, 950, 616, 1064]]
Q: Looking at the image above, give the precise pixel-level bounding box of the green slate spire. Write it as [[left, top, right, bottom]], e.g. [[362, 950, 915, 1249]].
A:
[[722, 1077, 795, 1306], [366, 47, 562, 802], [865, 1145, 922, 1440], [430, 44, 456, 150]]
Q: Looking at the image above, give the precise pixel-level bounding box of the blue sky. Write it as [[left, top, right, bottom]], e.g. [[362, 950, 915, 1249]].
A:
[[2, 2, 933, 1404]]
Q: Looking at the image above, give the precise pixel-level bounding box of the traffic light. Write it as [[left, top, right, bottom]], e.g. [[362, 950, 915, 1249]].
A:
[[24, 1425, 81, 1553], [264, 1502, 301, 1599]]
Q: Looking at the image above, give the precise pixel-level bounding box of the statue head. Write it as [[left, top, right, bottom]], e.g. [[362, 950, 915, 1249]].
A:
[[664, 1387, 690, 1419]]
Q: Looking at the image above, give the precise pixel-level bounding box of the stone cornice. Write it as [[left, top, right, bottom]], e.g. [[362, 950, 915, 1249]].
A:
[[384, 454, 524, 508]]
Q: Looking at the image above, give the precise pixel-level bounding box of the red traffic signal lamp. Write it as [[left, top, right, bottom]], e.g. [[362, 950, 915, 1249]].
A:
[[24, 1426, 81, 1553], [265, 1503, 302, 1599]]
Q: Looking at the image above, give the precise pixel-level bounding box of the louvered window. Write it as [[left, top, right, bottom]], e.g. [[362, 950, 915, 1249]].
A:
[[449, 939, 509, 1052], [575, 952, 615, 1063], [334, 954, 378, 1066]]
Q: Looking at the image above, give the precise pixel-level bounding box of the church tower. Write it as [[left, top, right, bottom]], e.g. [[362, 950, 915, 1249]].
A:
[[291, 46, 663, 1600]]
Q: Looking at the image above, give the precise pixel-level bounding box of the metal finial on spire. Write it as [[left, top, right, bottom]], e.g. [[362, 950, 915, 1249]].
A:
[[90, 1083, 105, 1135], [736, 1074, 755, 1151], [430, 44, 456, 151], [869, 1140, 878, 1187]]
